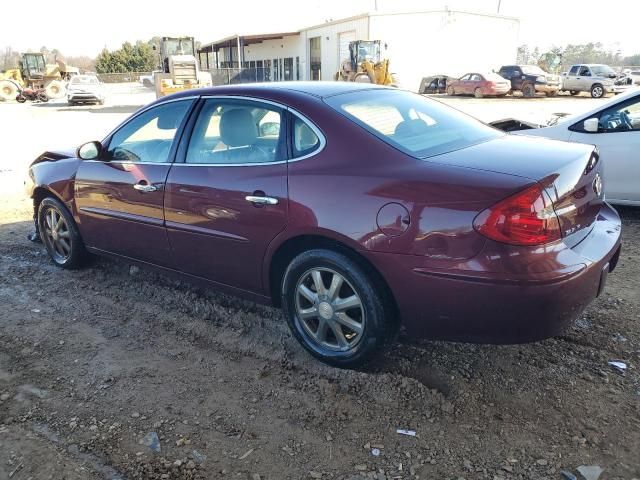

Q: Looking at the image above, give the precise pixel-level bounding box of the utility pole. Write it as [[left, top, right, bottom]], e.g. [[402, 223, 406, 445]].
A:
[[497, 0, 502, 13]]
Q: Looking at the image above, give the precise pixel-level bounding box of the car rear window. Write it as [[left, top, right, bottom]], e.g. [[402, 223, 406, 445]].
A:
[[324, 89, 502, 159]]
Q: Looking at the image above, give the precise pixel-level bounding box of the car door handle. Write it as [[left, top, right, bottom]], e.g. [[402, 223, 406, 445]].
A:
[[133, 183, 157, 193], [245, 195, 278, 205]]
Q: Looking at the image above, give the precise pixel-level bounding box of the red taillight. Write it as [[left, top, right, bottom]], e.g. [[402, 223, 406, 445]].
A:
[[473, 184, 561, 246]]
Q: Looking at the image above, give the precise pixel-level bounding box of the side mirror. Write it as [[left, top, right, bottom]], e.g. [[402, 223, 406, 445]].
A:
[[583, 118, 600, 133], [77, 141, 102, 160]]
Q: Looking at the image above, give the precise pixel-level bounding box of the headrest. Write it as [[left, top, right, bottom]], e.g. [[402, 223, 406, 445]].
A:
[[220, 108, 258, 147], [394, 119, 430, 138]]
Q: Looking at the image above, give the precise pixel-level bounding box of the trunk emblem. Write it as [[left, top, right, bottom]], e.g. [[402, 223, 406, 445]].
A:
[[593, 174, 603, 197]]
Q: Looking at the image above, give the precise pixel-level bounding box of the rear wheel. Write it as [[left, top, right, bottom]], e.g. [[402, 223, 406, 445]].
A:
[[38, 196, 89, 269], [474, 87, 483, 98], [281, 249, 391, 368], [570, 90, 579, 96], [37, 92, 48, 102], [591, 84, 605, 98]]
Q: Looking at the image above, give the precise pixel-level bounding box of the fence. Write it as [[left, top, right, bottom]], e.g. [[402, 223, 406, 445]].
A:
[[95, 72, 153, 84], [207, 67, 298, 86]]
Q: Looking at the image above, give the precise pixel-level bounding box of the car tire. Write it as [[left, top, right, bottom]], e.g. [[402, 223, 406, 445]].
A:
[[446, 85, 455, 96], [522, 83, 535, 97], [545, 91, 557, 97], [281, 249, 393, 368], [38, 196, 89, 269], [570, 90, 579, 96], [591, 84, 605, 98], [474, 88, 483, 98]]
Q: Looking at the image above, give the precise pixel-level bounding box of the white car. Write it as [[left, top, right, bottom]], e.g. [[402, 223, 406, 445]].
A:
[[67, 75, 106, 105], [492, 88, 640, 206]]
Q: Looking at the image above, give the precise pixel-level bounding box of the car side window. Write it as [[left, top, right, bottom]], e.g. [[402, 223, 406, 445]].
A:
[[569, 66, 580, 75], [580, 66, 591, 76], [106, 100, 193, 163], [460, 74, 470, 81], [292, 117, 321, 158], [598, 97, 640, 132], [185, 99, 285, 165], [471, 74, 481, 81]]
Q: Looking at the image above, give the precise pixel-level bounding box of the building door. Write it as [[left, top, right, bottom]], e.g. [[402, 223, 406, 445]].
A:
[[338, 31, 356, 69], [309, 37, 321, 81]]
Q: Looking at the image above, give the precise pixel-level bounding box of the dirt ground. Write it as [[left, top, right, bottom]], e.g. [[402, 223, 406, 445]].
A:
[[1, 87, 639, 480]]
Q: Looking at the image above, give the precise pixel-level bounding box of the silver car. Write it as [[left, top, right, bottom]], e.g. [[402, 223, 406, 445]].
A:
[[67, 75, 106, 105], [562, 64, 628, 98]]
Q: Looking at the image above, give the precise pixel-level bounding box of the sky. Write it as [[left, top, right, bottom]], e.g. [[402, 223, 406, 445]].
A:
[[0, 0, 638, 57]]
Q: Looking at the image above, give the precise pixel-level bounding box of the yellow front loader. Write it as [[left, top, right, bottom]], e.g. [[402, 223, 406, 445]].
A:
[[0, 53, 77, 101], [153, 37, 212, 98], [335, 40, 397, 86]]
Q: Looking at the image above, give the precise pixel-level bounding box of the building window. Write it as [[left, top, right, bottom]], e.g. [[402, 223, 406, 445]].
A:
[[296, 56, 300, 80], [273, 58, 278, 81], [284, 57, 293, 81], [309, 37, 321, 81]]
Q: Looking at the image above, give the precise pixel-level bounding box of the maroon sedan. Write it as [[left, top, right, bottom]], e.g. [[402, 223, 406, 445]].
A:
[[447, 72, 511, 97], [27, 83, 621, 367]]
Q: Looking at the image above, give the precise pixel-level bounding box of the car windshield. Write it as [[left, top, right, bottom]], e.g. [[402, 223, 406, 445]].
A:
[[325, 89, 502, 159], [590, 65, 616, 76], [71, 76, 99, 85], [521, 65, 546, 75]]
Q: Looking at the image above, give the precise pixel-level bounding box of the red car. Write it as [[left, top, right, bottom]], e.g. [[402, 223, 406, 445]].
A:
[[447, 72, 511, 97], [27, 83, 621, 367]]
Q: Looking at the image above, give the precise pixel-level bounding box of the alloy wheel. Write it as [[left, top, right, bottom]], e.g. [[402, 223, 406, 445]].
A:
[[295, 268, 365, 352], [592, 86, 603, 98], [42, 206, 72, 263]]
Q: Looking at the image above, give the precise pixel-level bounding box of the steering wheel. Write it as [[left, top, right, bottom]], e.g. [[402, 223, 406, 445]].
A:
[[112, 147, 140, 162], [619, 110, 633, 130]]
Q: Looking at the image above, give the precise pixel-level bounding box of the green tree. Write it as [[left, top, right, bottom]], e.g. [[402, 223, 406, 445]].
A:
[[95, 41, 156, 73]]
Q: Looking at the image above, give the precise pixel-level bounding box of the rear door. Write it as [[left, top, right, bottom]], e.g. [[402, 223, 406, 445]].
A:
[[164, 97, 289, 294], [569, 94, 640, 203], [75, 99, 195, 266]]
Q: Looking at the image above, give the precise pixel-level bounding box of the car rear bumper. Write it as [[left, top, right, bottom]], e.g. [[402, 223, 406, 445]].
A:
[[366, 203, 622, 344], [486, 86, 511, 95]]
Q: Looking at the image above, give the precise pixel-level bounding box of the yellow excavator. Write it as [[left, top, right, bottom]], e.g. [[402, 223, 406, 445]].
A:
[[153, 36, 212, 98], [0, 52, 78, 101], [335, 40, 397, 86]]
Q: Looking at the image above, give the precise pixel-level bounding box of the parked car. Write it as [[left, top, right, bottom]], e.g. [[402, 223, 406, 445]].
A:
[[418, 75, 455, 94], [445, 72, 510, 98], [491, 88, 640, 206], [27, 83, 621, 367], [67, 75, 106, 106], [561, 64, 629, 98], [624, 69, 640, 85], [498, 65, 561, 97]]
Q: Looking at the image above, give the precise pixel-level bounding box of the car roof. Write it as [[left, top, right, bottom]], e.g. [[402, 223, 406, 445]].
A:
[[560, 87, 640, 122], [165, 81, 389, 102]]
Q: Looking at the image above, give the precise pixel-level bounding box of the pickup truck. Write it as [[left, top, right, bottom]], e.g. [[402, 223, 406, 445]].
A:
[[497, 65, 561, 97], [561, 64, 628, 98]]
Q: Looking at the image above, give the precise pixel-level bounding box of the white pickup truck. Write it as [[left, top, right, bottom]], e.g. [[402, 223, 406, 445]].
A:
[[561, 64, 629, 98]]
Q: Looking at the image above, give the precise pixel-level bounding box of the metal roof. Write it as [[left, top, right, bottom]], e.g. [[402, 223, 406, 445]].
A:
[[200, 32, 300, 52]]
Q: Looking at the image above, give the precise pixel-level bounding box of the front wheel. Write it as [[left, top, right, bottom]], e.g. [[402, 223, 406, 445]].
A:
[[522, 83, 535, 97], [38, 196, 89, 269], [16, 94, 26, 103], [474, 88, 483, 98], [281, 249, 392, 368], [591, 84, 605, 98]]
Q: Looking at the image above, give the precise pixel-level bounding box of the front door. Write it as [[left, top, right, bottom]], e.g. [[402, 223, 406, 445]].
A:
[[164, 97, 288, 294], [570, 94, 640, 203], [75, 99, 195, 266]]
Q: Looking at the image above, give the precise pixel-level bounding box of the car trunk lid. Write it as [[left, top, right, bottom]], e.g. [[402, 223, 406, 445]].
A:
[[427, 134, 604, 241]]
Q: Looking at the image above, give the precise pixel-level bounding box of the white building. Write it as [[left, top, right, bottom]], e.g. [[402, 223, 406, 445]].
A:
[[198, 8, 520, 91]]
